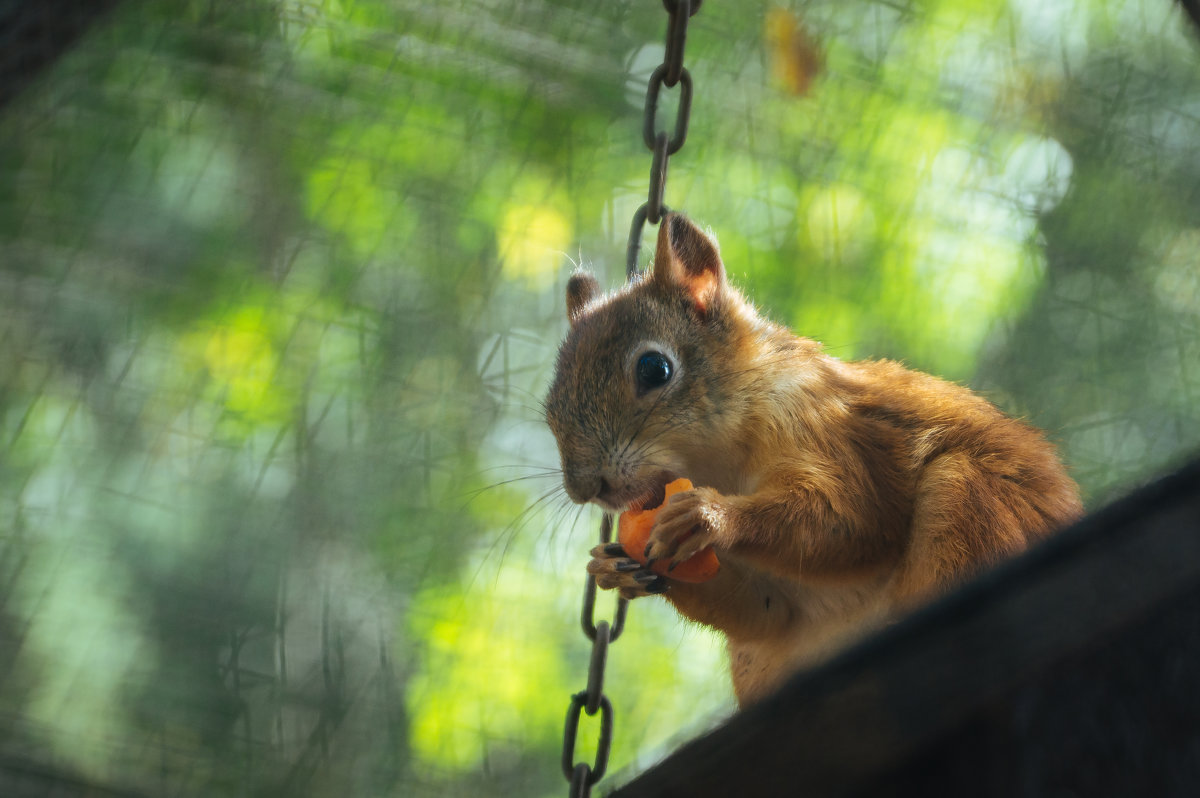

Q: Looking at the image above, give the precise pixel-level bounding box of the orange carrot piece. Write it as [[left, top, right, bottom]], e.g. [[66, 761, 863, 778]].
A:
[[617, 478, 720, 583]]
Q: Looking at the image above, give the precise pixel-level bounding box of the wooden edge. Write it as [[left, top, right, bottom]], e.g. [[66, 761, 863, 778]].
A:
[[610, 456, 1200, 798]]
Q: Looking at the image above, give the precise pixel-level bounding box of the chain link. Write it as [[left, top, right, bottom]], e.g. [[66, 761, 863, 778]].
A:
[[561, 3, 701, 796], [580, 514, 628, 642], [642, 65, 692, 155], [561, 692, 614, 784]]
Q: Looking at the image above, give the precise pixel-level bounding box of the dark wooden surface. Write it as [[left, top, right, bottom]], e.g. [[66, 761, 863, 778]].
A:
[[611, 457, 1200, 798]]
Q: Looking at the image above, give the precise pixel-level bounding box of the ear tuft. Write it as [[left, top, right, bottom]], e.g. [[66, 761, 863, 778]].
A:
[[566, 272, 601, 324], [652, 213, 725, 315]]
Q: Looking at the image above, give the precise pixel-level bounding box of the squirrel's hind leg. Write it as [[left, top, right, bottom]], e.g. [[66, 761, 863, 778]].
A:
[[889, 451, 1031, 607]]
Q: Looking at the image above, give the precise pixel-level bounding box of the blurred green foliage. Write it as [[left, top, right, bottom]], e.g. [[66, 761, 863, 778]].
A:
[[0, 0, 1197, 796]]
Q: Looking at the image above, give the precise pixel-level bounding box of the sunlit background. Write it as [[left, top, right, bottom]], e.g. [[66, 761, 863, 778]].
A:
[[1, 1, 1198, 795]]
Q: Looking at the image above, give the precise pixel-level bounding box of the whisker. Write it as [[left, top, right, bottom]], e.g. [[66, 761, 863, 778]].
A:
[[613, 375, 674, 464], [471, 463, 562, 476], [457, 471, 563, 503], [470, 483, 568, 583], [499, 487, 580, 570], [543, 495, 586, 560], [454, 465, 563, 508]]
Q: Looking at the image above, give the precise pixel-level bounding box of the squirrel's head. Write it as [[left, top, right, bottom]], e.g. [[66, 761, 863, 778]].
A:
[[545, 213, 748, 511]]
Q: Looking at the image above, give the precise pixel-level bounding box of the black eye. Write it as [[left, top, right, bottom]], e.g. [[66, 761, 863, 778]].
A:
[[636, 351, 673, 392]]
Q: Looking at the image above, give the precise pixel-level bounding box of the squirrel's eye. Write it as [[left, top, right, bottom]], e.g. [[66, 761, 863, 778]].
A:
[[636, 351, 673, 392]]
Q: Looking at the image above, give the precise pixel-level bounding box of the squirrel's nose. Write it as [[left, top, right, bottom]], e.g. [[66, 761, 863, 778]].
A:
[[564, 471, 620, 506], [564, 472, 601, 504]]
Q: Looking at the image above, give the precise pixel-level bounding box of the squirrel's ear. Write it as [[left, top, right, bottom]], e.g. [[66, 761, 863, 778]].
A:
[[566, 272, 600, 324], [652, 213, 725, 315]]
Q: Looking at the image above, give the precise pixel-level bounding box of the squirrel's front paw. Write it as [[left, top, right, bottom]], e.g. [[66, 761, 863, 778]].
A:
[[644, 486, 724, 570], [588, 542, 669, 599]]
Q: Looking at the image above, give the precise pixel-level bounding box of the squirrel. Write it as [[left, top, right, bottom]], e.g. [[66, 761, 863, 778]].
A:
[[545, 212, 1083, 706]]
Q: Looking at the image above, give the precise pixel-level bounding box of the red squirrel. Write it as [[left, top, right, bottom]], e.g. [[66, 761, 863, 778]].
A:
[[545, 213, 1082, 706]]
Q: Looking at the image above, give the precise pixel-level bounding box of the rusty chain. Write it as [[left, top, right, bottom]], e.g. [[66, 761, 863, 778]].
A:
[[561, 2, 701, 796]]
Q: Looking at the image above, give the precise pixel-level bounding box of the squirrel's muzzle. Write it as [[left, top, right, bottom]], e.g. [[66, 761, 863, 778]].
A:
[[563, 470, 605, 505]]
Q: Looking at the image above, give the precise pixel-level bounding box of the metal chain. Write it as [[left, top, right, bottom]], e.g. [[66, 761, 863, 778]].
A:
[[626, 0, 700, 276], [561, 2, 701, 796]]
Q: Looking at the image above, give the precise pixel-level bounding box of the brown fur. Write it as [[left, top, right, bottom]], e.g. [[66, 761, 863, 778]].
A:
[[545, 213, 1082, 706]]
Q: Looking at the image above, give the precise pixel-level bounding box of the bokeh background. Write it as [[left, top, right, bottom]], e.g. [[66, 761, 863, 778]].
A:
[[1, 1, 1198, 796]]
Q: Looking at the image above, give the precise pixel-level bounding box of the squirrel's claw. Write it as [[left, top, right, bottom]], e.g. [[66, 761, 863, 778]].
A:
[[618, 577, 667, 599], [588, 543, 670, 598], [644, 576, 669, 594]]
